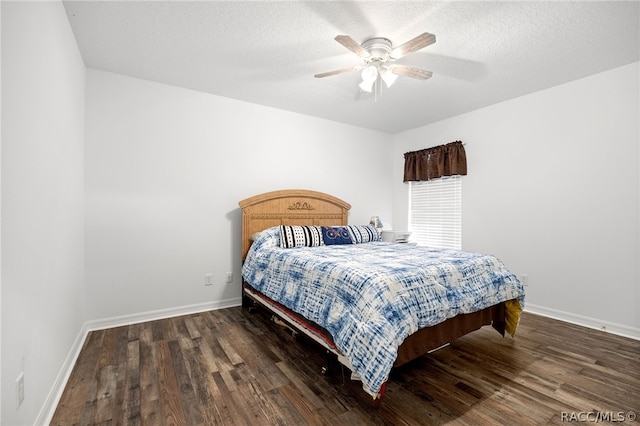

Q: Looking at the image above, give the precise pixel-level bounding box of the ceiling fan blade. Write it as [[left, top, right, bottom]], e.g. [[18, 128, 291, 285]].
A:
[[390, 32, 436, 59], [392, 65, 433, 80], [335, 35, 371, 59], [314, 66, 360, 78]]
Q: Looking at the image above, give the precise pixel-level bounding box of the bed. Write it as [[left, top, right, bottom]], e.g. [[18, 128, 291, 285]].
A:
[[239, 189, 524, 399]]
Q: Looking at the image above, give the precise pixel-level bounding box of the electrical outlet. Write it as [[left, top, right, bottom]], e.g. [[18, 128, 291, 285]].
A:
[[16, 372, 24, 409], [519, 274, 529, 286], [204, 274, 213, 286], [225, 272, 233, 283]]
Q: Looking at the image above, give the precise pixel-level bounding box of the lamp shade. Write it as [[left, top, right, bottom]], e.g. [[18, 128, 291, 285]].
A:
[[370, 216, 383, 229], [361, 65, 378, 82], [359, 79, 375, 92], [359, 65, 378, 92], [381, 66, 398, 87]]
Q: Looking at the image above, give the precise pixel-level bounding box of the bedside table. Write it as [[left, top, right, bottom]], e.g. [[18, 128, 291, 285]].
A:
[[381, 230, 412, 243]]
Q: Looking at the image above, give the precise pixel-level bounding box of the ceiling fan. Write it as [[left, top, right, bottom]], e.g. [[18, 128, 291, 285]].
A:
[[314, 32, 436, 92]]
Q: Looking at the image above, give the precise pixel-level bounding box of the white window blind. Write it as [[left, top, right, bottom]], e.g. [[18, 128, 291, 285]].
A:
[[409, 176, 461, 249]]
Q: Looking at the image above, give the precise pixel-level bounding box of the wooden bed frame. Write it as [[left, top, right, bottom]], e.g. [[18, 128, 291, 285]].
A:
[[239, 189, 506, 392], [240, 189, 351, 260]]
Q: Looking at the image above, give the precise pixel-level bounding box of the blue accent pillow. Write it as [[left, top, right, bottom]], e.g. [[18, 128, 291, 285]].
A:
[[321, 226, 353, 245]]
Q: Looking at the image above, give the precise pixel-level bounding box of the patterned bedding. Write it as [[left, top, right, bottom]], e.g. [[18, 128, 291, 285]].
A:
[[242, 226, 525, 397]]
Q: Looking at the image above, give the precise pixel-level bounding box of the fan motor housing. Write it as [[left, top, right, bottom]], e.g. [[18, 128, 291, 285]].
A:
[[361, 37, 393, 62]]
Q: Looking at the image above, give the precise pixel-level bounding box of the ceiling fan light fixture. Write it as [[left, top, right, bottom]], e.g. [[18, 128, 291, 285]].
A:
[[359, 65, 378, 92], [315, 33, 435, 96], [381, 66, 398, 88], [359, 78, 376, 93], [361, 65, 378, 82]]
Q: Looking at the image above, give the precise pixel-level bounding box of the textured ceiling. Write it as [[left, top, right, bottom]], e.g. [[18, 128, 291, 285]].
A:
[[63, 1, 639, 134]]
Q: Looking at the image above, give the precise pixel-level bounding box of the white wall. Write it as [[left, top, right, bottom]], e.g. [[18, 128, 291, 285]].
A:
[[1, 2, 86, 425], [393, 62, 640, 337], [84, 69, 394, 321], [1, 3, 4, 422]]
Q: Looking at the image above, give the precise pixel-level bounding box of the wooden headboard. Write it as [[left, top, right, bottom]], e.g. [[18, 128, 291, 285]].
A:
[[238, 189, 351, 260]]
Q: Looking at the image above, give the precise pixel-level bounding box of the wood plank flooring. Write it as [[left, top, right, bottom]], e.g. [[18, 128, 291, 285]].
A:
[[51, 308, 640, 425]]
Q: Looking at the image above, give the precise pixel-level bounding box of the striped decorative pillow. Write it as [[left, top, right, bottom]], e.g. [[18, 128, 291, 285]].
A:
[[347, 225, 381, 243], [279, 225, 324, 248]]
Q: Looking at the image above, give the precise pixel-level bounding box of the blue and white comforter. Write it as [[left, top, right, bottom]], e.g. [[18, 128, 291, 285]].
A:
[[242, 226, 525, 397]]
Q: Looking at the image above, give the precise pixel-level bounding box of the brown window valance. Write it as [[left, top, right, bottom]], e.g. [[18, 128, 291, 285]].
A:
[[403, 141, 467, 182]]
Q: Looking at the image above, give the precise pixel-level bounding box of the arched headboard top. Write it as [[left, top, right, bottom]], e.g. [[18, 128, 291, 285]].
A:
[[239, 189, 351, 260]]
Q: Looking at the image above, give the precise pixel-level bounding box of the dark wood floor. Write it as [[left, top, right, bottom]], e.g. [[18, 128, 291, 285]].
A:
[[51, 307, 640, 425]]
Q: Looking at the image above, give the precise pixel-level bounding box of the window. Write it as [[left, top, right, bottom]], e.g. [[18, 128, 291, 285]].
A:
[[408, 176, 461, 249]]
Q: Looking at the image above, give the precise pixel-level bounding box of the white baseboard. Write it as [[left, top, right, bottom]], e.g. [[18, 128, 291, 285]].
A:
[[524, 303, 640, 341], [84, 297, 242, 332], [35, 297, 241, 426], [34, 321, 89, 426]]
